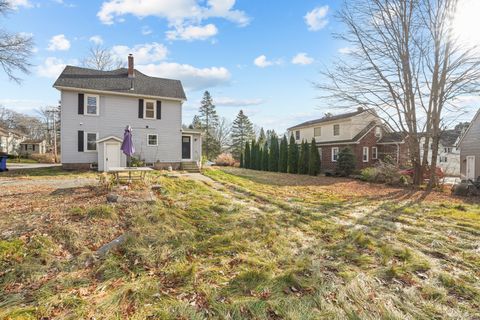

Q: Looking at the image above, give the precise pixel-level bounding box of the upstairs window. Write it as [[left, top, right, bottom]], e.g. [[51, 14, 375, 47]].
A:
[[144, 100, 156, 119], [439, 156, 448, 163], [295, 130, 300, 140], [85, 95, 99, 115], [444, 147, 452, 153], [314, 127, 321, 137], [333, 124, 340, 136]]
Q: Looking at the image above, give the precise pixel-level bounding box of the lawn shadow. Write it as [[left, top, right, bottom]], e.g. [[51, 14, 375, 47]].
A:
[[0, 166, 92, 178]]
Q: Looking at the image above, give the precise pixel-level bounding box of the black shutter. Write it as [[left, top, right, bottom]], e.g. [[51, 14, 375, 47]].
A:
[[138, 99, 144, 118], [78, 93, 84, 115], [78, 131, 84, 152], [156, 101, 162, 119]]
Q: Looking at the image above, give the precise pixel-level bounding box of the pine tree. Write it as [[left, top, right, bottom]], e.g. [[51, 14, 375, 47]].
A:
[[268, 134, 279, 172], [258, 128, 267, 146], [240, 152, 244, 168], [244, 141, 251, 169], [190, 115, 202, 129], [262, 142, 269, 171], [278, 135, 288, 173], [255, 140, 261, 170], [336, 148, 356, 176], [288, 134, 298, 174], [250, 140, 258, 170], [308, 138, 320, 176], [198, 91, 219, 160], [230, 110, 255, 160]]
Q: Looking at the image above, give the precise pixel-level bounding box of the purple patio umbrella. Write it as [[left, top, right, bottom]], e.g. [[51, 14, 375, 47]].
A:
[[121, 125, 135, 167]]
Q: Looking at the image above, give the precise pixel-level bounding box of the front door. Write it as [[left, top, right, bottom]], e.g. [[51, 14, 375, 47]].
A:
[[182, 136, 191, 160], [105, 143, 120, 171], [466, 156, 476, 180]]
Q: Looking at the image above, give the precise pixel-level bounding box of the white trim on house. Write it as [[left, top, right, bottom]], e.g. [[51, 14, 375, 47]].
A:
[[363, 146, 369, 162], [96, 135, 122, 143], [144, 99, 157, 119], [147, 133, 158, 146], [84, 94, 100, 116], [54, 86, 186, 102], [332, 147, 339, 162], [85, 132, 98, 152]]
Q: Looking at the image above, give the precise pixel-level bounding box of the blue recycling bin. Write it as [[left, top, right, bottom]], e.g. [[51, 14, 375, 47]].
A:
[[0, 156, 7, 172]]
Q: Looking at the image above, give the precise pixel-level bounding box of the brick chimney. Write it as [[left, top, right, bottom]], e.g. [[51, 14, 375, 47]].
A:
[[128, 54, 134, 78]]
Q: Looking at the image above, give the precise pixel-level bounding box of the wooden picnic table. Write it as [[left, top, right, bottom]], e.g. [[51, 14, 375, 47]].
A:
[[108, 167, 153, 183]]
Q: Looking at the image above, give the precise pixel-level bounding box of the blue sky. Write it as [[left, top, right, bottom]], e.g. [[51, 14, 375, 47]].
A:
[[1, 0, 477, 133]]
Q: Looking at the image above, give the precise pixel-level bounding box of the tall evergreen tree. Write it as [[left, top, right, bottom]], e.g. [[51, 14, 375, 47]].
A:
[[244, 141, 251, 169], [336, 148, 356, 177], [288, 135, 298, 174], [198, 91, 220, 160], [268, 134, 279, 172], [258, 128, 267, 146], [250, 139, 258, 170], [240, 152, 244, 168], [190, 115, 202, 129], [298, 140, 310, 174], [255, 140, 261, 170], [279, 135, 288, 173], [308, 138, 320, 176], [262, 142, 269, 171], [230, 110, 255, 160]]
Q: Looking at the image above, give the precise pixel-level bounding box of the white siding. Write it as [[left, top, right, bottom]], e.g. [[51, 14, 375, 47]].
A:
[[61, 90, 182, 164]]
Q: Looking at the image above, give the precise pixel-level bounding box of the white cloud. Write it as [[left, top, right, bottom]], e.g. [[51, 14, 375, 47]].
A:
[[97, 0, 249, 25], [338, 47, 357, 54], [141, 26, 153, 35], [7, 0, 32, 9], [89, 35, 104, 45], [47, 34, 71, 51], [291, 52, 314, 65], [253, 55, 281, 68], [304, 5, 329, 31], [138, 62, 230, 91], [166, 23, 218, 41], [214, 97, 265, 107], [36, 57, 68, 78], [111, 42, 168, 64]]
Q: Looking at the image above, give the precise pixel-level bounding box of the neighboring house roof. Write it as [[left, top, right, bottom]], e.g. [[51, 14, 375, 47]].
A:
[[53, 66, 187, 101], [288, 108, 374, 130], [20, 139, 45, 144], [439, 130, 461, 147], [457, 108, 480, 146], [377, 132, 406, 144], [316, 121, 378, 145], [0, 126, 26, 137]]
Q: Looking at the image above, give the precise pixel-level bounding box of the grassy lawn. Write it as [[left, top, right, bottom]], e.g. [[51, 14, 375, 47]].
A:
[[6, 158, 38, 164], [0, 167, 479, 319]]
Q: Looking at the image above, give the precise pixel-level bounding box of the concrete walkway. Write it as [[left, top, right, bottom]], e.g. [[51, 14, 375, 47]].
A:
[[6, 163, 62, 170]]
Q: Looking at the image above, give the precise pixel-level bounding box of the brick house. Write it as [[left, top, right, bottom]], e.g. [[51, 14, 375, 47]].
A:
[[287, 108, 407, 172]]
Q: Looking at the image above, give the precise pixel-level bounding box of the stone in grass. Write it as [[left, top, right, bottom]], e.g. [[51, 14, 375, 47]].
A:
[[151, 184, 162, 191], [106, 193, 119, 203]]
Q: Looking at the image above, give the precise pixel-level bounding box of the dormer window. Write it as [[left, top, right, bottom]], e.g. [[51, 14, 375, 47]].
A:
[[85, 94, 99, 115], [144, 100, 156, 119], [333, 124, 340, 136]]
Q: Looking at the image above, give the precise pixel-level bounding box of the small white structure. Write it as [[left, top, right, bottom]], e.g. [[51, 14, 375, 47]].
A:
[[96, 136, 126, 172]]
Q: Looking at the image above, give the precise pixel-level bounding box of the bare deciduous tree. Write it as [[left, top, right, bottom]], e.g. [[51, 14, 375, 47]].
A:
[[214, 117, 232, 153], [0, 0, 34, 83], [317, 0, 480, 186], [82, 45, 124, 71]]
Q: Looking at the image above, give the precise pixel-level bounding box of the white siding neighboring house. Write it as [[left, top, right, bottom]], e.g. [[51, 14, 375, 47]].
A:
[[420, 130, 461, 176], [53, 54, 202, 172], [458, 109, 480, 181], [20, 139, 48, 156], [0, 126, 26, 155]]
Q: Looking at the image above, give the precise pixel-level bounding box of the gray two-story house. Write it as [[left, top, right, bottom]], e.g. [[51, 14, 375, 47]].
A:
[[458, 109, 480, 180], [54, 54, 202, 171]]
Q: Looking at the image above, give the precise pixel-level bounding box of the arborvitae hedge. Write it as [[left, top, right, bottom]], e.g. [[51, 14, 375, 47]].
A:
[[268, 135, 279, 172], [279, 135, 288, 173], [308, 138, 320, 176], [244, 141, 251, 169], [298, 140, 309, 174], [262, 142, 269, 171], [288, 135, 298, 174]]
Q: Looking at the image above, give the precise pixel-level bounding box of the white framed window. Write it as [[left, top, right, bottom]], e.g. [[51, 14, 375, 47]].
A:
[[314, 127, 321, 137], [372, 147, 378, 159], [85, 132, 98, 151], [440, 156, 448, 163], [332, 147, 339, 162], [85, 94, 99, 115], [295, 130, 300, 140], [147, 134, 158, 146], [144, 100, 156, 119], [333, 124, 340, 136], [363, 146, 369, 162], [444, 147, 452, 153]]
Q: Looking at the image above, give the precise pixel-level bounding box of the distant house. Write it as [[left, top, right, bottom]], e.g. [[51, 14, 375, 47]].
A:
[[20, 139, 48, 156], [420, 130, 461, 176], [287, 108, 407, 172], [0, 126, 26, 155], [53, 54, 202, 172], [458, 109, 480, 180]]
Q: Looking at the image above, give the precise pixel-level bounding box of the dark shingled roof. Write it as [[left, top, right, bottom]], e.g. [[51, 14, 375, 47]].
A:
[[378, 132, 406, 143], [439, 130, 460, 147], [288, 108, 373, 130], [53, 66, 186, 100]]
